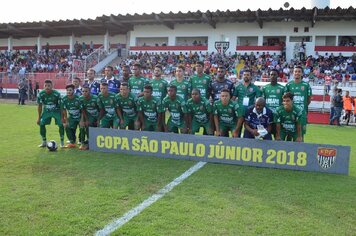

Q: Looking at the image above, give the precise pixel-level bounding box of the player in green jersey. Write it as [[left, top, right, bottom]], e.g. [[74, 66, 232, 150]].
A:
[[285, 65, 312, 139], [213, 89, 244, 137], [137, 85, 164, 132], [190, 61, 212, 99], [116, 83, 139, 130], [262, 69, 286, 139], [61, 84, 82, 148], [79, 85, 99, 150], [97, 82, 123, 129], [37, 80, 65, 148], [232, 69, 262, 108], [275, 92, 303, 142], [169, 64, 191, 100], [186, 88, 214, 135], [128, 63, 147, 97], [149, 64, 168, 101], [162, 85, 189, 133]]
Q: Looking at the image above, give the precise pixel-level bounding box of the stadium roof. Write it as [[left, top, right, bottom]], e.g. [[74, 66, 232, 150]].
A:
[[0, 7, 355, 39]]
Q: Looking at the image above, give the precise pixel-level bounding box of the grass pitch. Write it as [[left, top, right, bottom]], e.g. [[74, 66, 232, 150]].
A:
[[0, 103, 355, 235]]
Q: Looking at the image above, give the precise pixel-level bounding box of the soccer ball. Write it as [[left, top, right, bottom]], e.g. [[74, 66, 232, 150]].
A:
[[47, 140, 58, 151]]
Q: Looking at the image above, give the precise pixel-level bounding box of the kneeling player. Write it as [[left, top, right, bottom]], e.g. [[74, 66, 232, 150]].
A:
[[162, 85, 189, 133], [79, 85, 99, 150], [62, 84, 82, 148], [275, 92, 303, 142], [186, 88, 214, 135], [37, 80, 65, 148], [213, 89, 244, 137], [116, 83, 139, 130], [136, 85, 164, 131]]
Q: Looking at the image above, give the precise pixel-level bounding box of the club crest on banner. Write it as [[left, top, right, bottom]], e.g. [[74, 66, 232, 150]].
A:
[[317, 148, 336, 169], [215, 41, 230, 54]]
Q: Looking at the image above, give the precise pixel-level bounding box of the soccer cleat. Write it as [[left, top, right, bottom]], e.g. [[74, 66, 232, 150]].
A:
[[64, 143, 77, 148], [79, 144, 88, 150], [60, 141, 65, 148], [38, 142, 47, 148]]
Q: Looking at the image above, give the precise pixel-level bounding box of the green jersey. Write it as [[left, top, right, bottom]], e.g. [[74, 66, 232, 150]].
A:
[[274, 105, 302, 133], [128, 76, 147, 97], [169, 78, 192, 100], [186, 97, 212, 124], [190, 73, 211, 99], [233, 83, 262, 107], [80, 94, 99, 119], [213, 100, 243, 126], [285, 81, 312, 115], [97, 92, 118, 119], [116, 92, 137, 119], [37, 90, 61, 113], [61, 95, 82, 120], [262, 83, 286, 113], [137, 96, 164, 123], [150, 78, 168, 101], [162, 96, 188, 126]]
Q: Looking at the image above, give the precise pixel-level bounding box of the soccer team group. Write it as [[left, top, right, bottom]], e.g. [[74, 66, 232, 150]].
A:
[[36, 61, 312, 150]]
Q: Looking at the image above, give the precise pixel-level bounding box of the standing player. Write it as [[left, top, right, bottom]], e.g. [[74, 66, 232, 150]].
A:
[[97, 82, 123, 129], [211, 65, 234, 102], [190, 61, 212, 99], [186, 88, 214, 135], [61, 84, 82, 148], [213, 89, 244, 137], [275, 92, 303, 142], [37, 80, 65, 148], [169, 65, 191, 100], [101, 66, 121, 94], [232, 69, 261, 108], [129, 63, 147, 98], [120, 65, 131, 84], [285, 66, 312, 140], [162, 85, 189, 133], [150, 64, 168, 101], [116, 83, 139, 130], [262, 69, 285, 138], [136, 85, 164, 131], [79, 84, 99, 150], [85, 68, 100, 95]]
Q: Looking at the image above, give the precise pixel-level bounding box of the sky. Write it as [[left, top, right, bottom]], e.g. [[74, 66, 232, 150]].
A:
[[1, 0, 355, 23]]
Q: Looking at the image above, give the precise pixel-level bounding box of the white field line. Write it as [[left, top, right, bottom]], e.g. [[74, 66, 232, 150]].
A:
[[95, 161, 207, 236]]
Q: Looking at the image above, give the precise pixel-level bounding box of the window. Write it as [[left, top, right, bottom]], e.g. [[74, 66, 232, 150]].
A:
[[304, 27, 309, 32], [294, 27, 298, 33]]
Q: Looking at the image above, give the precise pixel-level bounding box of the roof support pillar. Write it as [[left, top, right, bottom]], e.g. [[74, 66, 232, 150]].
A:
[[8, 36, 13, 51], [37, 35, 42, 53], [104, 30, 109, 52], [258, 36, 263, 46], [69, 34, 74, 53]]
